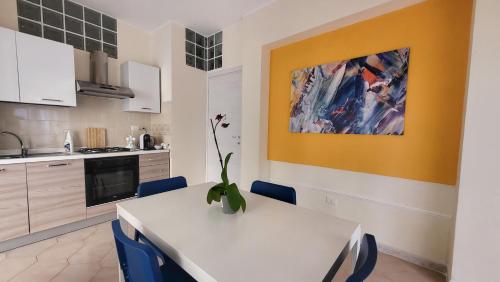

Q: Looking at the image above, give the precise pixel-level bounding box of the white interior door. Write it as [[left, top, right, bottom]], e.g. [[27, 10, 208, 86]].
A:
[[207, 67, 242, 185]]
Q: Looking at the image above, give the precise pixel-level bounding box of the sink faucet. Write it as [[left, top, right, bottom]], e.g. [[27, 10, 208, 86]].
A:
[[1, 131, 28, 158]]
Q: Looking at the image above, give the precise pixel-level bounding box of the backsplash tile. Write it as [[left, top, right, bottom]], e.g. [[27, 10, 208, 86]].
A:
[[0, 96, 153, 150], [151, 101, 171, 145]]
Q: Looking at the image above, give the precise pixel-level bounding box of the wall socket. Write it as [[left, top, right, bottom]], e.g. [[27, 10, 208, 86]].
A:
[[325, 193, 338, 207]]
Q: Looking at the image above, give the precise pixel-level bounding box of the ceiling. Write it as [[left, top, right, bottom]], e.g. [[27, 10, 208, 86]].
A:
[[75, 0, 275, 35]]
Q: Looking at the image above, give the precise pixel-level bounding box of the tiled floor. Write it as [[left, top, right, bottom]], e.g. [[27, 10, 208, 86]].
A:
[[333, 251, 446, 282], [0, 222, 118, 282], [0, 221, 445, 282]]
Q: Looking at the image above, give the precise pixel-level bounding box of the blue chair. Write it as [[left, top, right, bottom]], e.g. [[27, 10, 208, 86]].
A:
[[137, 176, 188, 198], [111, 220, 196, 282], [250, 180, 296, 205], [135, 177, 188, 261], [346, 234, 378, 282]]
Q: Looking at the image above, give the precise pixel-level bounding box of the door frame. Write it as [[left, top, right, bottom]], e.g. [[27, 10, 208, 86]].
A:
[[206, 66, 243, 182]]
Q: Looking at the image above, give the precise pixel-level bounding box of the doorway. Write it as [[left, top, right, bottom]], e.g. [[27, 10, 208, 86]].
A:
[[206, 67, 242, 185]]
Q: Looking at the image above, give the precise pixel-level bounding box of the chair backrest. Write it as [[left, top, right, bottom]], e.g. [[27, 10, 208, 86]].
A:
[[112, 220, 164, 282], [137, 176, 188, 198], [346, 234, 378, 282], [250, 180, 296, 205]]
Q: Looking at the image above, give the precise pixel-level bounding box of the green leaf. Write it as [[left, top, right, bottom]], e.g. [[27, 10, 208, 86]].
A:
[[221, 153, 233, 186], [226, 183, 243, 212], [207, 189, 214, 204], [207, 183, 225, 204], [240, 194, 246, 212]]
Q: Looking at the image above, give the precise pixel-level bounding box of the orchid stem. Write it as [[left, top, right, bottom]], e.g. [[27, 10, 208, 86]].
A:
[[210, 118, 224, 169]]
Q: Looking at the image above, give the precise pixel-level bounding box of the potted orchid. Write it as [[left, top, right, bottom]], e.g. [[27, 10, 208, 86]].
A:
[[206, 114, 246, 214]]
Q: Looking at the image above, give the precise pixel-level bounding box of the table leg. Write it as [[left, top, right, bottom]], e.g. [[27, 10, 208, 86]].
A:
[[351, 225, 362, 273], [351, 240, 359, 273]]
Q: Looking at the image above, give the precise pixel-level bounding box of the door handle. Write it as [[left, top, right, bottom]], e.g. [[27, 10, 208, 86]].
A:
[[141, 107, 152, 110], [0, 168, 6, 172], [47, 163, 70, 167], [41, 98, 64, 103]]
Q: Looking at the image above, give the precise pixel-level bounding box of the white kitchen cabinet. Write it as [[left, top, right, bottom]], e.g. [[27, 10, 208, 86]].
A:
[[16, 31, 76, 107], [122, 61, 161, 113], [0, 27, 20, 103]]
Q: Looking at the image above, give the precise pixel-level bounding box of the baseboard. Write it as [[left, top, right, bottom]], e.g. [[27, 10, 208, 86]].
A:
[[0, 213, 115, 253], [378, 242, 448, 275], [269, 175, 454, 276]]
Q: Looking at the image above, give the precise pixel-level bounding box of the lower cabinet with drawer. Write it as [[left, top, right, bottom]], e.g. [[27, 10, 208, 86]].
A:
[[0, 164, 29, 241], [140, 163, 170, 183], [0, 152, 170, 243], [139, 152, 170, 183], [26, 159, 86, 233], [139, 152, 170, 167]]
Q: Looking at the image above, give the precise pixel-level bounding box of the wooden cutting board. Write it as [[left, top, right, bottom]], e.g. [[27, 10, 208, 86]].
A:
[[85, 128, 106, 148]]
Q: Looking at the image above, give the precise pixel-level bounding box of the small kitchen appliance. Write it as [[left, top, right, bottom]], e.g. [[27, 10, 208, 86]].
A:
[[139, 134, 155, 150]]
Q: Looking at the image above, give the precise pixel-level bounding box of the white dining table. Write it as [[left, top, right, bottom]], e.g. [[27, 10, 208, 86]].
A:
[[117, 182, 361, 282]]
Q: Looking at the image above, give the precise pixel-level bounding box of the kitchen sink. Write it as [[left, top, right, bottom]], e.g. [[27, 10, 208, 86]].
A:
[[0, 155, 24, 159], [27, 152, 68, 157], [0, 152, 69, 159]]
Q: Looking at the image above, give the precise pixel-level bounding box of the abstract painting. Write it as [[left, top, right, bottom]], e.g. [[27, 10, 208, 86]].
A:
[[289, 48, 409, 135]]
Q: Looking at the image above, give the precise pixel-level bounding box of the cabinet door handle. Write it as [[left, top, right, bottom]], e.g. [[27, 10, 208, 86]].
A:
[[0, 168, 6, 172], [47, 163, 70, 167], [141, 107, 152, 110], [41, 98, 64, 103]]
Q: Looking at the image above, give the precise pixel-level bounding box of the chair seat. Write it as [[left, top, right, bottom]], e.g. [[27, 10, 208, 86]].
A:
[[161, 258, 197, 282]]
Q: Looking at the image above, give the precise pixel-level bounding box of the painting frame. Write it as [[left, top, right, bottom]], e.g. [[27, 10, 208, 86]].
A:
[[289, 47, 410, 135]]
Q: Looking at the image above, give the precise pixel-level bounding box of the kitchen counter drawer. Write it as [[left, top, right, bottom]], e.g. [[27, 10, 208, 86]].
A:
[[0, 163, 29, 241], [140, 163, 170, 183], [139, 152, 169, 167], [27, 159, 86, 233], [87, 197, 134, 218]]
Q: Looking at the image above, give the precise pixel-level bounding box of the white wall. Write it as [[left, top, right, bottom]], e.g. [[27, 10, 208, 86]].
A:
[[451, 0, 500, 281], [221, 0, 456, 269], [153, 22, 208, 185], [152, 23, 173, 102]]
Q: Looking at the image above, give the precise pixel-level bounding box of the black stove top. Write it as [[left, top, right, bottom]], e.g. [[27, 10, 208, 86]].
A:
[[79, 147, 131, 154]]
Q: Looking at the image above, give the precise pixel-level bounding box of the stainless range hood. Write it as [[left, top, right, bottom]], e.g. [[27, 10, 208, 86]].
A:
[[76, 51, 134, 99]]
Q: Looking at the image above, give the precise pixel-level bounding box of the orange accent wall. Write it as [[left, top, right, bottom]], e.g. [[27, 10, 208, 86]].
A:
[[268, 0, 473, 185]]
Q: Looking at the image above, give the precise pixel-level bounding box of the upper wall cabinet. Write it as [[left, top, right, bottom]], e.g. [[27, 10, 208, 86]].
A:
[[122, 61, 161, 113], [0, 27, 20, 103], [16, 31, 76, 107]]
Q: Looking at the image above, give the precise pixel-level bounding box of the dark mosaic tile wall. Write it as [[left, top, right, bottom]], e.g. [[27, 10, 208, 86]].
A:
[[17, 0, 118, 58], [185, 28, 222, 71]]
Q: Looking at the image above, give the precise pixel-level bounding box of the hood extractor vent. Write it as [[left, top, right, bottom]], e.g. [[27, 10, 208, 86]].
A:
[[76, 51, 134, 99]]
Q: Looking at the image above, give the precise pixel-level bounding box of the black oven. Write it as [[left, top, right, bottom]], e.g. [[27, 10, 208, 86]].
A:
[[84, 156, 139, 207]]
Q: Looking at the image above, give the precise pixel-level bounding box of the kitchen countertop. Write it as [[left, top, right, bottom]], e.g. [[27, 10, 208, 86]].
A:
[[0, 149, 170, 165]]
